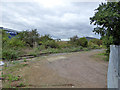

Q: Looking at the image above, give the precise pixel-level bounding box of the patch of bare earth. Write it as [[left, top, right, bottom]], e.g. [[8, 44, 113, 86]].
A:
[[19, 50, 108, 88]]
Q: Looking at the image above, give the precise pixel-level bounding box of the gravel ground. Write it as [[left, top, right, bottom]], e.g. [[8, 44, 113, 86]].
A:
[[3, 49, 108, 88]]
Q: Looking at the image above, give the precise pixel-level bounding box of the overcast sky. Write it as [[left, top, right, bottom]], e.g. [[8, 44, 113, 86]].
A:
[[1, 0, 106, 40]]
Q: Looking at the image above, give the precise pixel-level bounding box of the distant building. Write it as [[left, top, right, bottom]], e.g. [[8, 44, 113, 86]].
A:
[[0, 27, 19, 38]]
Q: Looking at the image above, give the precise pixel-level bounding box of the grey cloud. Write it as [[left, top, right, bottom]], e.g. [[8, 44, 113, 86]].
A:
[[1, 1, 101, 39]]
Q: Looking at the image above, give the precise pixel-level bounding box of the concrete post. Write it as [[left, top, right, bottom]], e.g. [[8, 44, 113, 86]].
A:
[[118, 46, 120, 89], [108, 45, 120, 89]]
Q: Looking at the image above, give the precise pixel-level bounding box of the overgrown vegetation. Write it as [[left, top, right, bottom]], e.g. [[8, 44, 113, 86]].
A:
[[2, 30, 25, 60], [69, 35, 88, 47], [2, 61, 28, 88], [1, 29, 103, 61], [93, 51, 109, 62]]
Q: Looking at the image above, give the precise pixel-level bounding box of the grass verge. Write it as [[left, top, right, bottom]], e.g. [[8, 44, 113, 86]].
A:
[[2, 61, 29, 88]]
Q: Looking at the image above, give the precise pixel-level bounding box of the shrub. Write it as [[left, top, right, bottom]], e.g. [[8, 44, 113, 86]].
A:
[[88, 39, 103, 49], [2, 48, 21, 60], [7, 74, 20, 81], [77, 37, 88, 47], [39, 34, 53, 43], [102, 36, 114, 56], [69, 36, 88, 47], [70, 46, 83, 52], [2, 33, 25, 60], [28, 47, 40, 56], [43, 40, 60, 49], [88, 41, 94, 48], [88, 42, 100, 49], [2, 30, 9, 44], [100, 45, 103, 48], [37, 45, 46, 50], [92, 45, 100, 49], [44, 48, 60, 53], [83, 48, 89, 51], [69, 35, 79, 45], [89, 39, 102, 46], [57, 41, 72, 48], [5, 37, 25, 48], [24, 59, 27, 62]]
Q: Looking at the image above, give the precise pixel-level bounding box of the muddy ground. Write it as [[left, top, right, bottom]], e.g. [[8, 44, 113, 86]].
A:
[[2, 50, 108, 88]]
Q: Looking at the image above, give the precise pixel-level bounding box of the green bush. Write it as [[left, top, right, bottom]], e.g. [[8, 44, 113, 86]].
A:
[[2, 48, 21, 60], [43, 48, 60, 53], [100, 45, 103, 48], [2, 32, 25, 60], [77, 37, 88, 47], [102, 36, 114, 55], [37, 45, 46, 50], [89, 39, 102, 46], [88, 41, 94, 48], [18, 29, 39, 47], [88, 42, 100, 49], [92, 45, 100, 49], [7, 74, 20, 81], [88, 39, 103, 49], [39, 34, 53, 43], [28, 47, 40, 56], [83, 48, 89, 51], [70, 46, 83, 52], [69, 35, 79, 45], [2, 30, 9, 44], [43, 40, 60, 49], [69, 36, 88, 47], [57, 41, 72, 48], [5, 37, 25, 48]]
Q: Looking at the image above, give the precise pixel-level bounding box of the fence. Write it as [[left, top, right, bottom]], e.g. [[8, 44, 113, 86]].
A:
[[107, 45, 120, 89]]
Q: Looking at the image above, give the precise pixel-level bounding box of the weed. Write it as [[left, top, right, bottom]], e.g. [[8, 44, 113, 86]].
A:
[[24, 59, 27, 62], [23, 64, 28, 67], [94, 52, 109, 61], [7, 74, 20, 81], [97, 53, 105, 56], [1, 72, 6, 79], [83, 48, 89, 51], [18, 82, 25, 87], [4, 63, 7, 67]]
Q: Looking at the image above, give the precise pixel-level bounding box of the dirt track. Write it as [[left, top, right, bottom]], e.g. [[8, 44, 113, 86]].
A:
[[20, 50, 108, 88]]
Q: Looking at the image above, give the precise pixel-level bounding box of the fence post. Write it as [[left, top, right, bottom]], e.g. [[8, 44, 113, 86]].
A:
[[107, 45, 120, 89], [118, 46, 120, 89]]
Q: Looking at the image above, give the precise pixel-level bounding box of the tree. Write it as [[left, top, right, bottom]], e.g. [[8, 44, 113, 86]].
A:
[[90, 1, 120, 56], [39, 34, 53, 42], [18, 29, 39, 47], [90, 2, 120, 45], [70, 35, 78, 42], [69, 35, 79, 45], [77, 37, 88, 47]]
